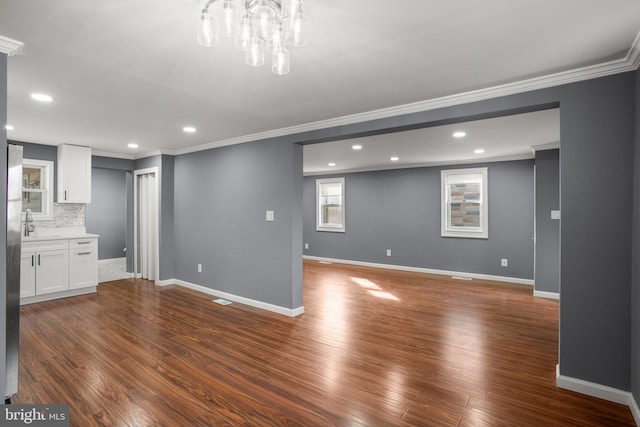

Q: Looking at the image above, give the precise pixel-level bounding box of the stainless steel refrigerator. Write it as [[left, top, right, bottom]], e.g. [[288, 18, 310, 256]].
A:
[[3, 144, 22, 403]]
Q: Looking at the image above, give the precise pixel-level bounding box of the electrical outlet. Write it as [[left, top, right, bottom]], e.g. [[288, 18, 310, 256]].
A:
[[198, 263, 202, 273], [501, 259, 508, 267], [304, 243, 309, 249], [386, 249, 391, 257]]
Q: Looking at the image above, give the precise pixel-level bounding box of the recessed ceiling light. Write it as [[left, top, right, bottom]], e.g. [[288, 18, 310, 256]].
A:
[[5, 125, 14, 130], [328, 162, 336, 167], [390, 156, 399, 162], [128, 143, 139, 149], [474, 148, 485, 154], [453, 131, 466, 138], [352, 144, 362, 150], [30, 93, 53, 102], [183, 126, 196, 133]]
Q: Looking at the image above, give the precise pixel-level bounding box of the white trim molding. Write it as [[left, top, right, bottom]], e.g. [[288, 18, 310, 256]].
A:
[[156, 278, 305, 318], [303, 256, 534, 286], [20, 287, 96, 305], [556, 364, 633, 406], [533, 290, 559, 300], [0, 35, 23, 55]]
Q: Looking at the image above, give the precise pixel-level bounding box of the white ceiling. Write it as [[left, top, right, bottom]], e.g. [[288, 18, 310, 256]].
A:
[[303, 109, 560, 175], [1, 1, 639, 171]]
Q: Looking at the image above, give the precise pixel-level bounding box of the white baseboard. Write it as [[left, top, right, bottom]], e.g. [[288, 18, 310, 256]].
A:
[[556, 364, 632, 406], [631, 393, 640, 426], [20, 287, 97, 305], [155, 278, 304, 318], [533, 290, 560, 300], [303, 256, 535, 286]]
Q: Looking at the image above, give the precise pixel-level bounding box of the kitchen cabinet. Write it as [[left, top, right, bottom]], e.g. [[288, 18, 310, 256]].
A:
[[21, 235, 98, 304], [21, 239, 69, 297], [57, 144, 92, 203], [69, 238, 98, 290]]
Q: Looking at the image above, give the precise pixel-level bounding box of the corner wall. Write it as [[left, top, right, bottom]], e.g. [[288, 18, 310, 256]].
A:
[[631, 68, 640, 413], [534, 149, 560, 294], [172, 140, 303, 310]]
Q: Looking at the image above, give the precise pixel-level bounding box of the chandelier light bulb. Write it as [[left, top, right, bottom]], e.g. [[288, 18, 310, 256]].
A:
[[272, 46, 290, 75], [222, 0, 235, 37], [236, 13, 252, 50], [289, 13, 307, 47], [245, 37, 265, 66], [197, 9, 219, 47]]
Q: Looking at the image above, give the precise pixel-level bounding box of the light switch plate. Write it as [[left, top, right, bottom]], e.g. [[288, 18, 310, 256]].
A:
[[266, 210, 274, 221]]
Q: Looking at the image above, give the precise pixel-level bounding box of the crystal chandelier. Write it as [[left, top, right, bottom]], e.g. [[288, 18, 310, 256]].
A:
[[197, 0, 307, 75]]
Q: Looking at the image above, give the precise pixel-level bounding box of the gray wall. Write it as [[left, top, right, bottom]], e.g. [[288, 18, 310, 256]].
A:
[[632, 69, 640, 406], [0, 52, 7, 398], [534, 149, 560, 293], [173, 140, 303, 310], [85, 168, 127, 260], [303, 160, 535, 279]]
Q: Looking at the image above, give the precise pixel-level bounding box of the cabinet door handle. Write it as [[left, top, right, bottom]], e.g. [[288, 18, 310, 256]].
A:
[[64, 190, 67, 201], [31, 255, 34, 267], [77, 252, 92, 256], [77, 242, 91, 245], [38, 254, 40, 265]]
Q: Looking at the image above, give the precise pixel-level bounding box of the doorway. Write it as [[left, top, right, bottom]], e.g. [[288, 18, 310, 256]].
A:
[[134, 167, 159, 281]]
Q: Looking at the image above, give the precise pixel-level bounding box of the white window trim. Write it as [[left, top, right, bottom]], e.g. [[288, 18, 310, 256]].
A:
[[441, 167, 488, 239], [316, 177, 345, 233], [22, 158, 54, 221]]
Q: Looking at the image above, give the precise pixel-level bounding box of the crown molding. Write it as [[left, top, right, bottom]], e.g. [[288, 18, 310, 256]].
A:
[[92, 150, 136, 160], [175, 29, 640, 156], [530, 142, 561, 153], [0, 35, 24, 56]]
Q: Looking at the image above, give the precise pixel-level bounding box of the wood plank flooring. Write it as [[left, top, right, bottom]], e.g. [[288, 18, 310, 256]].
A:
[[14, 260, 636, 426]]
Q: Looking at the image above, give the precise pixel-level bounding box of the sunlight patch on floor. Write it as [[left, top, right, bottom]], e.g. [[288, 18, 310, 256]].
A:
[[352, 277, 399, 301]]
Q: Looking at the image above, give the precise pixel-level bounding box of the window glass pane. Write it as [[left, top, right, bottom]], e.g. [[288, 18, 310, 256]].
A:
[[23, 167, 42, 190], [23, 191, 43, 212]]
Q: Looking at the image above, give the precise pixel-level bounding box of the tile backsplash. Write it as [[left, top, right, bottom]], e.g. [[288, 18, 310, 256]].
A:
[[34, 203, 85, 228]]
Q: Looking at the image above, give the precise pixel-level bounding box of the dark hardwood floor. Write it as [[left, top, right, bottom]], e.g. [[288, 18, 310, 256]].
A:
[[14, 260, 636, 426]]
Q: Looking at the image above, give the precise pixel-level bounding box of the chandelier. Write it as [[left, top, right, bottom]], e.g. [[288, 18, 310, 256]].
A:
[[197, 0, 307, 75]]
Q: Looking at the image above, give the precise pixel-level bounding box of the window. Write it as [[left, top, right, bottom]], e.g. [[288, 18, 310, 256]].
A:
[[441, 167, 488, 239], [22, 159, 54, 220], [316, 177, 345, 232]]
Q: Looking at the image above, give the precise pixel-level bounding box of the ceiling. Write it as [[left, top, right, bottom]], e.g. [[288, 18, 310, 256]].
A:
[[0, 1, 639, 171], [303, 109, 560, 175]]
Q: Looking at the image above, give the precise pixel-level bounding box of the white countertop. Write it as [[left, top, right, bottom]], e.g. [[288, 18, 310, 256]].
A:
[[22, 233, 100, 242], [22, 227, 99, 242]]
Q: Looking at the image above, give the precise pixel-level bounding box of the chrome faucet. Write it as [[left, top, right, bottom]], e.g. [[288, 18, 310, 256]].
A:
[[24, 208, 34, 237]]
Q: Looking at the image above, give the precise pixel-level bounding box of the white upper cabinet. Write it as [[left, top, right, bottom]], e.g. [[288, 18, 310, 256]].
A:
[[57, 144, 91, 203]]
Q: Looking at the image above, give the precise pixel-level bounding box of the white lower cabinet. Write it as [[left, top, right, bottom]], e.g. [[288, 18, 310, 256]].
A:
[[69, 238, 98, 290], [21, 236, 98, 304], [33, 249, 69, 295]]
